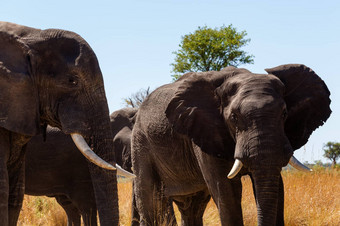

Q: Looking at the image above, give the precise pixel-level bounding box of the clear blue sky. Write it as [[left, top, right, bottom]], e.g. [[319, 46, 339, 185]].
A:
[[1, 0, 339, 163]]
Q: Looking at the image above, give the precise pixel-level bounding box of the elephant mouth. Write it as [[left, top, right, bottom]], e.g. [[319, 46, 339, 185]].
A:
[[227, 156, 312, 179]]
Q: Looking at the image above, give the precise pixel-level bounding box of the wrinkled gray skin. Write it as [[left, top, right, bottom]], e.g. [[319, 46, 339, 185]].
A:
[[25, 108, 137, 226], [131, 64, 331, 226], [0, 22, 117, 225]]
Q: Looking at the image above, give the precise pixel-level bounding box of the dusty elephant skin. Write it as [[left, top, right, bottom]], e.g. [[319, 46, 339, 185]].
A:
[[131, 64, 331, 226], [24, 108, 138, 225], [0, 21, 118, 226]]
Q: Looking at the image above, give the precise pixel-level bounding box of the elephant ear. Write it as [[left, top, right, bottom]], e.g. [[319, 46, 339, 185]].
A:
[[165, 73, 233, 159], [265, 64, 331, 150], [0, 32, 40, 136]]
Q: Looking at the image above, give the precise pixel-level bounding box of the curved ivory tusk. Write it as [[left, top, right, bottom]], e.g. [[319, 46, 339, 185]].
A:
[[227, 159, 243, 179], [71, 133, 116, 170], [115, 164, 136, 179], [289, 156, 312, 172]]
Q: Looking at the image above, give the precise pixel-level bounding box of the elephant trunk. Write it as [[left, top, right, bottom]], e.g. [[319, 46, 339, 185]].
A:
[[252, 169, 281, 226], [86, 90, 119, 226], [89, 163, 118, 225], [233, 133, 286, 225], [88, 129, 119, 226]]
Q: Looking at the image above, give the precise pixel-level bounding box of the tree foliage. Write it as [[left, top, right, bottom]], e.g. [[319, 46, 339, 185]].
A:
[[323, 142, 340, 166], [124, 87, 150, 108], [171, 25, 254, 80]]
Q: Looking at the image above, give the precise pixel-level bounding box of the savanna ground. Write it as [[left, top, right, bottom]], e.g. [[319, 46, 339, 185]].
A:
[[18, 167, 340, 226]]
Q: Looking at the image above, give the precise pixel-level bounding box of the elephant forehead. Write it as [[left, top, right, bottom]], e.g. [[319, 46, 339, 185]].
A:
[[229, 77, 285, 114], [238, 94, 284, 115], [233, 73, 281, 87], [224, 73, 283, 95]]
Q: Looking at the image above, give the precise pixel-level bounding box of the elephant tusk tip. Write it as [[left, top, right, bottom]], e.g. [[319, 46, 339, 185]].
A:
[[71, 133, 117, 170], [115, 164, 136, 179], [227, 159, 243, 179], [227, 174, 234, 179], [227, 171, 236, 179], [107, 164, 117, 170], [289, 156, 312, 172]]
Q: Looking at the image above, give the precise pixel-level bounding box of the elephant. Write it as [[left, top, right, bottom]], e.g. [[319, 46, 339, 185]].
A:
[[0, 21, 133, 225], [131, 64, 331, 226], [24, 108, 138, 226]]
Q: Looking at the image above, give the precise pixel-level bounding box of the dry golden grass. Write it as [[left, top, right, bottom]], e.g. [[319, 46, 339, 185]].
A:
[[18, 195, 66, 226], [282, 168, 340, 226], [241, 167, 340, 225], [118, 182, 133, 226], [18, 168, 339, 225]]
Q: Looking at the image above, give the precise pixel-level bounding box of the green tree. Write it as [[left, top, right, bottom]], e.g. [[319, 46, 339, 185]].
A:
[[171, 25, 254, 80], [323, 142, 340, 166], [124, 87, 150, 108]]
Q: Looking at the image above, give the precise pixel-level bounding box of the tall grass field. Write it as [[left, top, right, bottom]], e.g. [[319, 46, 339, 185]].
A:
[[18, 168, 339, 225]]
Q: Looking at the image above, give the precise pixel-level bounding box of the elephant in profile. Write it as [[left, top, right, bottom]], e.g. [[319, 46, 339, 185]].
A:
[[131, 64, 331, 225], [24, 108, 137, 226], [0, 21, 133, 225]]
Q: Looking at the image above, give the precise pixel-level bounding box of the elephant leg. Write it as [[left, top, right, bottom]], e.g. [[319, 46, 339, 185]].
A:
[[0, 136, 9, 226], [8, 164, 25, 226], [131, 183, 140, 226], [69, 186, 97, 226], [156, 192, 176, 225], [8, 151, 26, 226], [250, 174, 285, 226], [194, 150, 243, 226], [164, 198, 177, 226], [78, 204, 97, 226], [133, 169, 159, 225], [132, 135, 161, 225], [173, 190, 210, 226], [56, 196, 81, 226], [80, 210, 97, 226], [210, 177, 243, 226], [132, 182, 175, 226], [133, 155, 167, 225]]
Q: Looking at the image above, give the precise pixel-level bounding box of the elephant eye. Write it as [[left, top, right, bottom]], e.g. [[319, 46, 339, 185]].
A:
[[282, 109, 288, 120], [68, 76, 78, 86], [230, 113, 238, 123]]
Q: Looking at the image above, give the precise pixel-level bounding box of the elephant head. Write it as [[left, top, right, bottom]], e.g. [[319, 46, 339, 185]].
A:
[[0, 22, 132, 225], [110, 108, 138, 172], [166, 64, 331, 225]]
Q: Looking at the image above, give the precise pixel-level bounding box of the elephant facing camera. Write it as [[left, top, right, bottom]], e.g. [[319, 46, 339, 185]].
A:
[[131, 64, 331, 225]]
